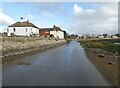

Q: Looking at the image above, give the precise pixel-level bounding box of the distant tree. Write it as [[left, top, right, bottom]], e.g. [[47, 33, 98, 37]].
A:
[[69, 34, 78, 39], [63, 31, 68, 38], [67, 35, 71, 38], [103, 33, 108, 38], [115, 33, 120, 37], [81, 36, 84, 38]]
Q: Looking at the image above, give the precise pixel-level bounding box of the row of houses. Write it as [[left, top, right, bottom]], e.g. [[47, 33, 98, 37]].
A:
[[80, 35, 118, 39], [3, 18, 65, 39], [97, 35, 118, 39]]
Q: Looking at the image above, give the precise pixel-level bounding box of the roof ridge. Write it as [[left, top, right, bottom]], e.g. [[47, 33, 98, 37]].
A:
[[8, 21, 39, 29]]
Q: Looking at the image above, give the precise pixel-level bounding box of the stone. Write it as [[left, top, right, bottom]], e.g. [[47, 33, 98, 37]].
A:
[[108, 61, 115, 65], [93, 50, 99, 53], [3, 48, 6, 51], [98, 54, 105, 57]]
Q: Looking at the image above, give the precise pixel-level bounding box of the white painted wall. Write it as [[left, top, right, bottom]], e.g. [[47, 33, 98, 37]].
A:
[[98, 35, 104, 38], [3, 27, 39, 36], [50, 31, 64, 39], [112, 36, 118, 39]]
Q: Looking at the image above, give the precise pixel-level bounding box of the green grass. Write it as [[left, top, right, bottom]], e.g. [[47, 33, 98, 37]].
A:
[[80, 40, 119, 53]]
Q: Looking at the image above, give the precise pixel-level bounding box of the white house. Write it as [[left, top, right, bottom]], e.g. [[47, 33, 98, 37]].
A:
[[111, 35, 118, 39], [3, 18, 39, 37], [50, 31, 64, 39], [50, 25, 64, 39], [97, 35, 104, 38]]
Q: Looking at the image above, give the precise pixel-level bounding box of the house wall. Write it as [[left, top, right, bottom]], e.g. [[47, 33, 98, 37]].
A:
[[39, 31, 50, 37], [50, 31, 64, 39], [98, 36, 104, 38], [112, 36, 118, 39], [3, 27, 39, 36]]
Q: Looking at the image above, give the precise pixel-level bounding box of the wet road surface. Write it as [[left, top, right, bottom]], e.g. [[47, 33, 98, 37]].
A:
[[3, 41, 113, 86]]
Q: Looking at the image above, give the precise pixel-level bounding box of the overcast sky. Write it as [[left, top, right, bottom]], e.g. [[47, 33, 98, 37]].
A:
[[0, 2, 118, 35]]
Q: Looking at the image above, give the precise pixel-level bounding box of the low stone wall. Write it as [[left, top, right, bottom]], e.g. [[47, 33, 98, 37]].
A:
[[2, 37, 67, 58]]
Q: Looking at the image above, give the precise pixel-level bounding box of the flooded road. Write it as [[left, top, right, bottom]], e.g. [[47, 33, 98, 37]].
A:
[[3, 41, 113, 86]]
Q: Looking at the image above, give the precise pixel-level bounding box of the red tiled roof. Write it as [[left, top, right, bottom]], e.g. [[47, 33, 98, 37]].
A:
[[39, 25, 62, 31], [39, 28, 54, 31], [8, 21, 39, 29]]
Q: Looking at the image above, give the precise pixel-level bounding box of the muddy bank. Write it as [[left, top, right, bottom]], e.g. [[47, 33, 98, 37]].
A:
[[79, 40, 119, 87], [86, 48, 118, 87], [2, 37, 67, 62]]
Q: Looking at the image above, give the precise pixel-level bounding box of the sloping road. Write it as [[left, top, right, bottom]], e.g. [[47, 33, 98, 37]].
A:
[[3, 41, 113, 86]]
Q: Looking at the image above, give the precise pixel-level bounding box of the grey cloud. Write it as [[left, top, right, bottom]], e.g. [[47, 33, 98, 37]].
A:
[[64, 2, 118, 35]]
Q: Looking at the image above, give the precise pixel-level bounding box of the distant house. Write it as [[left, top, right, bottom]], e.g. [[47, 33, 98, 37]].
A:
[[104, 35, 111, 39], [3, 18, 39, 37], [81, 36, 86, 39], [39, 25, 64, 39], [111, 35, 118, 39], [97, 35, 104, 38]]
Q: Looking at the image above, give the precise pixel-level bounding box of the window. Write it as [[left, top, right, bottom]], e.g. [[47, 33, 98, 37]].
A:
[[7, 29, 9, 32], [13, 28, 15, 32], [26, 28, 27, 32]]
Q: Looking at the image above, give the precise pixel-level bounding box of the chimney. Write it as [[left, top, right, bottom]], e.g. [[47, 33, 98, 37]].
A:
[[21, 17, 23, 20], [53, 25, 56, 28], [20, 17, 24, 22]]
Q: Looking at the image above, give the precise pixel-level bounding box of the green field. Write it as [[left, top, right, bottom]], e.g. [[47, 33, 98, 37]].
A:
[[80, 39, 120, 53]]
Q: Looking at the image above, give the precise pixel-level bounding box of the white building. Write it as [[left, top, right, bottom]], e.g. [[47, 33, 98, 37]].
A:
[[98, 35, 104, 38], [50, 31, 64, 39], [111, 35, 118, 39], [3, 19, 39, 37], [50, 25, 64, 39], [39, 25, 64, 39]]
